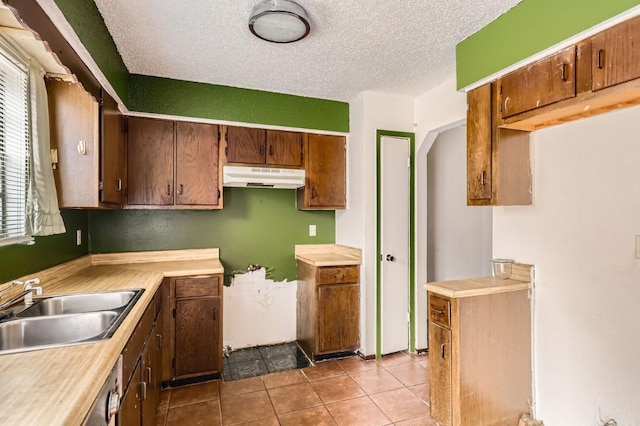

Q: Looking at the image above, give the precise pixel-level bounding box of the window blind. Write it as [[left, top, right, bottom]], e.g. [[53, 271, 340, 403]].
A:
[[0, 49, 30, 246]]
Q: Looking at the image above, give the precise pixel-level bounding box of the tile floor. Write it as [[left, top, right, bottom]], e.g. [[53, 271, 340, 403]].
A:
[[223, 342, 311, 381], [157, 351, 438, 425]]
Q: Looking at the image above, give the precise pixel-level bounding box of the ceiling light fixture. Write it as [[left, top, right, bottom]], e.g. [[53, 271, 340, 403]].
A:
[[249, 0, 310, 44]]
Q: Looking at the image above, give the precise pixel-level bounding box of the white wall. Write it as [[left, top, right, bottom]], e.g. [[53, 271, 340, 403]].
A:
[[337, 91, 414, 356], [413, 78, 468, 349], [426, 125, 492, 282], [494, 106, 640, 425]]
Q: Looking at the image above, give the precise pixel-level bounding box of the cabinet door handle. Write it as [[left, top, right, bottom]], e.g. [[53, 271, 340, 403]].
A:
[[139, 381, 147, 401], [432, 308, 445, 315], [269, 145, 273, 156], [178, 184, 184, 195], [166, 185, 171, 196], [441, 343, 447, 359], [480, 171, 486, 185], [597, 49, 604, 69], [145, 367, 152, 384], [116, 178, 122, 192], [156, 333, 162, 350], [561, 63, 567, 81]]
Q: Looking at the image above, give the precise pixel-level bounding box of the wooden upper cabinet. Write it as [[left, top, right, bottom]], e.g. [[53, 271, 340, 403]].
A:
[[499, 46, 576, 118], [100, 89, 126, 205], [127, 117, 175, 205], [592, 16, 640, 91], [46, 80, 102, 208], [226, 126, 266, 164], [297, 134, 346, 210], [266, 130, 303, 167], [467, 84, 492, 202], [176, 122, 220, 206]]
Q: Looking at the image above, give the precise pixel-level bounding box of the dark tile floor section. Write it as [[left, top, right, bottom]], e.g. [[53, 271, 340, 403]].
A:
[[223, 341, 311, 381], [157, 350, 438, 425]]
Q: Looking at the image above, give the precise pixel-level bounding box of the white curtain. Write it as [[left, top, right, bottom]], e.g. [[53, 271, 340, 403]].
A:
[[26, 63, 65, 236]]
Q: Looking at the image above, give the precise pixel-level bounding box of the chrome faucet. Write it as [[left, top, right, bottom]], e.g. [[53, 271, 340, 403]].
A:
[[0, 278, 42, 309]]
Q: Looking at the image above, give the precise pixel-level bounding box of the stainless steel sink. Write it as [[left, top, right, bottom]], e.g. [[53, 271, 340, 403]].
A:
[[0, 311, 117, 354], [0, 289, 144, 355], [17, 290, 140, 317]]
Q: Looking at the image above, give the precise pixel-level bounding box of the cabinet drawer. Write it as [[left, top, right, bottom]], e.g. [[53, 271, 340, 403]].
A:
[[316, 266, 359, 285], [175, 276, 220, 298], [429, 295, 451, 328]]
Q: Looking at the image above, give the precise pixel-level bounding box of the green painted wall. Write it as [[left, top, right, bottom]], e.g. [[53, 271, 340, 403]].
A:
[[0, 210, 88, 283], [53, 0, 129, 103], [88, 188, 335, 282], [457, 0, 640, 89], [129, 75, 349, 132]]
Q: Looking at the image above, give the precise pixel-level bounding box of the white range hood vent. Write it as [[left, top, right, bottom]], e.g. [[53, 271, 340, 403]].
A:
[[222, 165, 305, 189]]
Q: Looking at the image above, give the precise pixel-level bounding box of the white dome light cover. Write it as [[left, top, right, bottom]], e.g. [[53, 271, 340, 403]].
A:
[[249, 0, 311, 43]]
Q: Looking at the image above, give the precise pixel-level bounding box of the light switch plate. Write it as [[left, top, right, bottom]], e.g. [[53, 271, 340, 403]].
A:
[[309, 225, 316, 237]]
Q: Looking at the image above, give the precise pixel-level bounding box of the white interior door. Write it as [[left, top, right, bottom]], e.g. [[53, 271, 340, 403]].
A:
[[380, 135, 410, 355]]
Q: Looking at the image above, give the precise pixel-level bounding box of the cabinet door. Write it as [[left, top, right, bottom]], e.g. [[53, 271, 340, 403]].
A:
[[317, 283, 359, 353], [175, 122, 220, 206], [499, 46, 576, 118], [141, 323, 157, 426], [467, 84, 492, 202], [266, 130, 303, 167], [592, 16, 640, 91], [46, 80, 100, 208], [226, 126, 266, 164], [100, 89, 125, 205], [174, 297, 220, 377], [429, 323, 452, 426], [302, 134, 346, 209], [127, 117, 175, 205], [119, 361, 142, 426]]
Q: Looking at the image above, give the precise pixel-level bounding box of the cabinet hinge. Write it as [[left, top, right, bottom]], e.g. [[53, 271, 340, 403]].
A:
[[98, 181, 104, 190]]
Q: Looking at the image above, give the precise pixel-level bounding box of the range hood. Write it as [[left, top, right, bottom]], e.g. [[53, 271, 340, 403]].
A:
[[222, 166, 305, 189]]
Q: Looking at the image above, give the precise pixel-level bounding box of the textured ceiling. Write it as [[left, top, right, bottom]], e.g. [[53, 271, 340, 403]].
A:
[[94, 0, 522, 102]]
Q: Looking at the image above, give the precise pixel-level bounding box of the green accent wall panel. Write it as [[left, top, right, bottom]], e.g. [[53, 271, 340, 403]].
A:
[[88, 188, 335, 282], [457, 0, 640, 89], [129, 74, 349, 133], [0, 210, 89, 283], [53, 0, 129, 102]]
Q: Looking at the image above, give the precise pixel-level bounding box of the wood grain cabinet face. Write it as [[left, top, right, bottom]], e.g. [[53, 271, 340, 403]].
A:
[[429, 322, 452, 426], [226, 126, 266, 164], [266, 130, 303, 167], [175, 122, 220, 206], [467, 84, 493, 202], [592, 16, 640, 91], [127, 117, 175, 205], [165, 275, 223, 382], [499, 46, 576, 118], [297, 262, 360, 359], [297, 134, 347, 210], [47, 80, 124, 208], [127, 117, 221, 208]]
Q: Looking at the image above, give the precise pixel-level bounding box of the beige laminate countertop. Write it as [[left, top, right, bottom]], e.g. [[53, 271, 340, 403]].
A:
[[424, 263, 534, 298], [295, 244, 362, 266], [0, 250, 223, 426]]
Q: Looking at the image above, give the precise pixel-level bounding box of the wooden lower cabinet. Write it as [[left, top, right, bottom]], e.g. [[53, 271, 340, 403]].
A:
[[119, 286, 163, 426], [297, 262, 360, 359], [428, 291, 531, 426], [162, 275, 223, 383]]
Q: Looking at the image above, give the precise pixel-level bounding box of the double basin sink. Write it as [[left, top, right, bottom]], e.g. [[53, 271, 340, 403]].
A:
[[0, 289, 144, 355]]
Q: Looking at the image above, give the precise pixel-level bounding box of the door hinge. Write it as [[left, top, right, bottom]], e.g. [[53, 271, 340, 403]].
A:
[[407, 157, 411, 168], [407, 312, 411, 323], [98, 181, 104, 190]]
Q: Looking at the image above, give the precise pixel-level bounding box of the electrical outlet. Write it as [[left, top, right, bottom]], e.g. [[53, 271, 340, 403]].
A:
[[636, 235, 640, 259], [76, 229, 82, 246], [309, 224, 317, 237]]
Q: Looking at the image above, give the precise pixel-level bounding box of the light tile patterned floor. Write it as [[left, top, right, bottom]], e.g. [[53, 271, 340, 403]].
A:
[[157, 351, 438, 425]]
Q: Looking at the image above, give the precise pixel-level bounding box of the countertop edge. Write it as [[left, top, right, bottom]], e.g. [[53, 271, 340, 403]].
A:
[[424, 280, 531, 298]]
